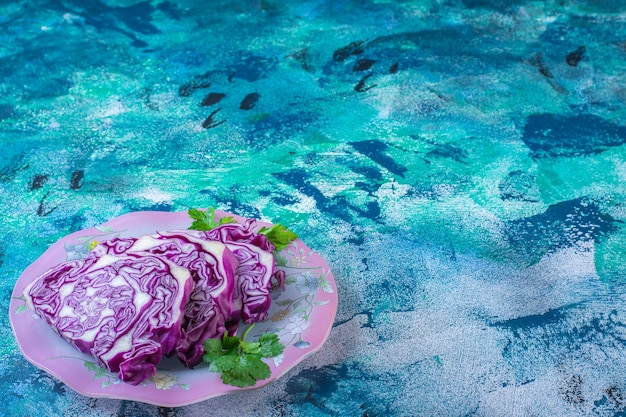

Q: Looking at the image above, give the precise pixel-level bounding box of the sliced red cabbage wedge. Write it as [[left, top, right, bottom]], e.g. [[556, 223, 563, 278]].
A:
[[188, 221, 284, 325], [23, 253, 193, 385], [169, 229, 277, 330]]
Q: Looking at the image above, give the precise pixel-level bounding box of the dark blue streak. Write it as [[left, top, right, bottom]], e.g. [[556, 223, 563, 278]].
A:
[[350, 140, 407, 178], [522, 113, 626, 159], [273, 168, 381, 222], [505, 197, 621, 262]]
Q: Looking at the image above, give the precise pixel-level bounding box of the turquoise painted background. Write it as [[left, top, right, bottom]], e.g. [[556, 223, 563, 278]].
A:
[[2, 1, 626, 416]]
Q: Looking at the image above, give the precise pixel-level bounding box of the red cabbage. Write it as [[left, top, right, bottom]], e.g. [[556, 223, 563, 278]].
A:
[[187, 222, 282, 326], [202, 219, 276, 253], [24, 217, 288, 383], [225, 241, 276, 324], [89, 232, 239, 368], [24, 253, 193, 385]]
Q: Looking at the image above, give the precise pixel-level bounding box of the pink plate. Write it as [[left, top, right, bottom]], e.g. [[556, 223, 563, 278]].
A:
[[9, 210, 337, 407]]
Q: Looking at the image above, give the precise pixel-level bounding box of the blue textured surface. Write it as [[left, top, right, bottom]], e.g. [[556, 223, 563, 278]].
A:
[[2, 1, 626, 416]]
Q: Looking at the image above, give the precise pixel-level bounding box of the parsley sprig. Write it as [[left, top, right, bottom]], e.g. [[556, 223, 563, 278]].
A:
[[202, 324, 285, 388], [188, 208, 237, 231], [258, 224, 298, 251]]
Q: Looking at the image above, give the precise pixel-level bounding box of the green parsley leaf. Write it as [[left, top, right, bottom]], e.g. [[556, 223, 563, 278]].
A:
[[218, 355, 271, 387], [188, 207, 237, 231], [202, 324, 285, 388], [209, 355, 238, 373], [258, 333, 285, 358], [237, 355, 271, 381], [258, 224, 298, 251], [222, 332, 240, 351], [202, 338, 226, 363], [221, 359, 260, 388], [240, 341, 261, 355]]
